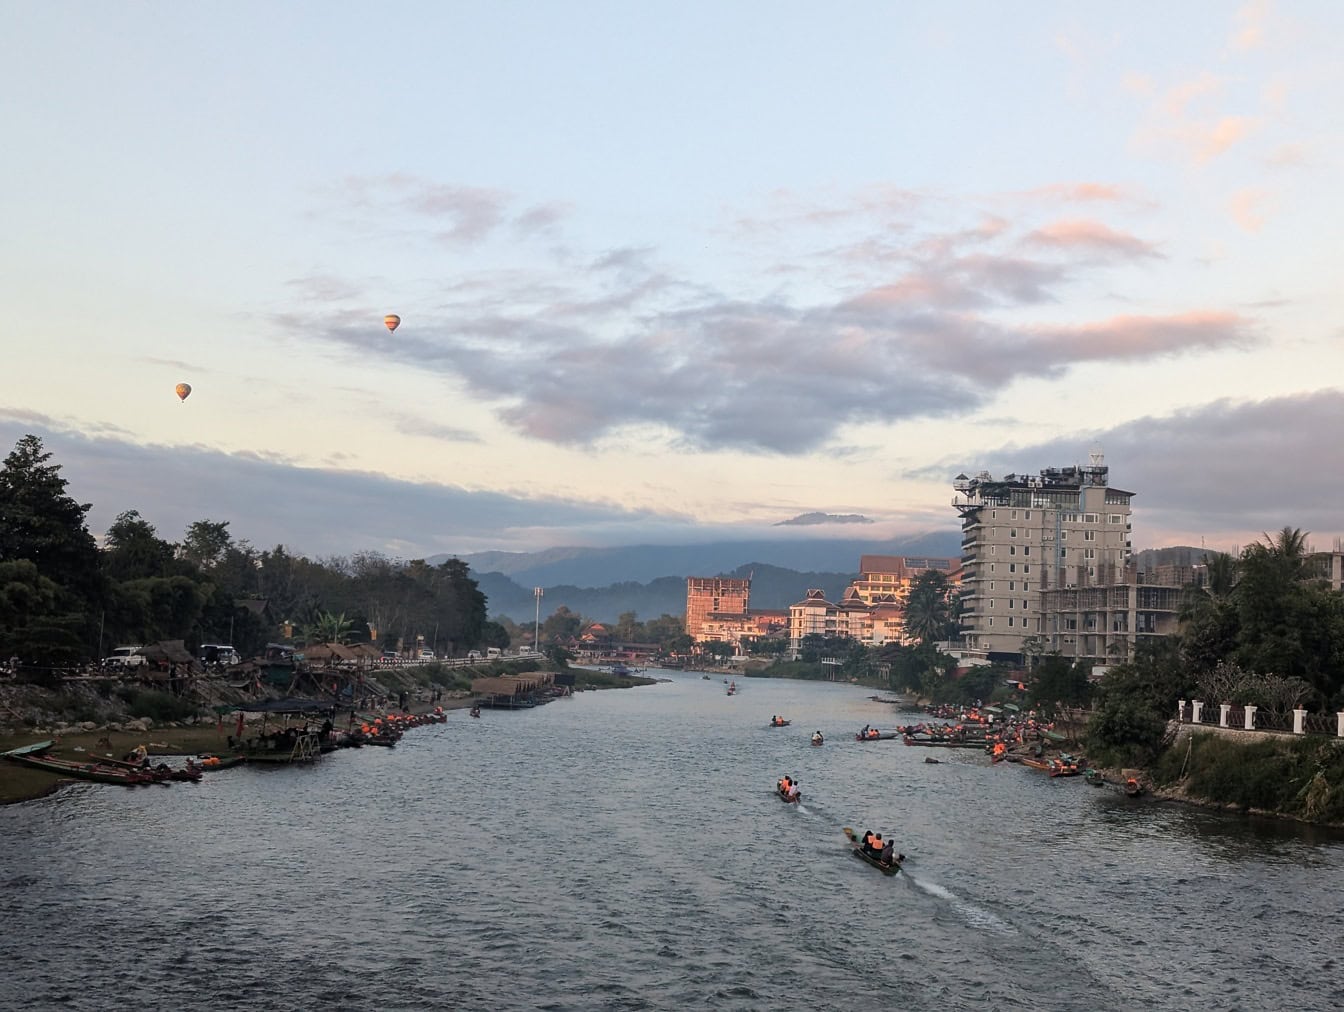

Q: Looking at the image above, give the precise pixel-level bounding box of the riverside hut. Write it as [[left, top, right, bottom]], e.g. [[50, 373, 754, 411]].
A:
[[471, 672, 556, 709]]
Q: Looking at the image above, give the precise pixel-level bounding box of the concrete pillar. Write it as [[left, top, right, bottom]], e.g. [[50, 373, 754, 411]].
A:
[[1219, 703, 1231, 728], [1192, 700, 1204, 723], [1178, 699, 1186, 722], [1293, 708, 1306, 735], [1244, 705, 1257, 730]]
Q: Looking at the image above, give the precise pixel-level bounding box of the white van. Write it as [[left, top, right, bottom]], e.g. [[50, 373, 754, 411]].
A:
[[466, 650, 482, 660], [485, 647, 503, 659]]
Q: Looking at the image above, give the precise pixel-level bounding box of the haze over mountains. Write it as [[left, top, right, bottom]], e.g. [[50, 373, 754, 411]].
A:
[[430, 531, 963, 623]]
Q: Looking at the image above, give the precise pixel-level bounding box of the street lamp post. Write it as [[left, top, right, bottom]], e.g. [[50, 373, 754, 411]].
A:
[[533, 587, 543, 653]]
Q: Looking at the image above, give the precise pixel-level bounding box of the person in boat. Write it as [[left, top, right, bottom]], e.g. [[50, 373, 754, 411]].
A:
[[786, 779, 800, 800], [862, 830, 876, 854], [880, 838, 896, 864], [778, 775, 791, 794], [811, 731, 823, 744]]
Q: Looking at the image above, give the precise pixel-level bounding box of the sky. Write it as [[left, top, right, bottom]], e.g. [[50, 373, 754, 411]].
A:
[[3, 1, 1342, 560]]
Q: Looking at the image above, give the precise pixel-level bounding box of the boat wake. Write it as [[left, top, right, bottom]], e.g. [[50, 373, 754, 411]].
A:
[[909, 878, 1015, 935]]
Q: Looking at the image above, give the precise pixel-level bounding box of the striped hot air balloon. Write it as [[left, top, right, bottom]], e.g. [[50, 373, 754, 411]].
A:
[[384, 314, 401, 333], [175, 383, 192, 402]]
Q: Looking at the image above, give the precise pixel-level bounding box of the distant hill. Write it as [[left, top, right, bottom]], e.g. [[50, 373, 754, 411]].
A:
[[431, 531, 962, 589], [477, 561, 859, 624]]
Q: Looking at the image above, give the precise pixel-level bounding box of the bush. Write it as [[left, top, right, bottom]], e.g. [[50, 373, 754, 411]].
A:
[[116, 688, 201, 723]]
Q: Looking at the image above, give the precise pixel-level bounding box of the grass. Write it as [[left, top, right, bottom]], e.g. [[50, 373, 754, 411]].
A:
[[1151, 731, 1344, 824]]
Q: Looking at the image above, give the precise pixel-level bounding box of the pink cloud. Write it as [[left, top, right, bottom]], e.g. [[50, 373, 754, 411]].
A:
[[1026, 219, 1159, 258], [1029, 311, 1251, 360]]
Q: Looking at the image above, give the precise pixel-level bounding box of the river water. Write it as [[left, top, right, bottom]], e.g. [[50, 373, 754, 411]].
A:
[[2, 672, 1342, 1011]]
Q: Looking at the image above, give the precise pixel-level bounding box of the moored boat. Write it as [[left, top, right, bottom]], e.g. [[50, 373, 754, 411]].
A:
[[3, 746, 159, 786]]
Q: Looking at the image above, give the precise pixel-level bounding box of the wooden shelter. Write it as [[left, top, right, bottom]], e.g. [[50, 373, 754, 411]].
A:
[[471, 672, 556, 709]]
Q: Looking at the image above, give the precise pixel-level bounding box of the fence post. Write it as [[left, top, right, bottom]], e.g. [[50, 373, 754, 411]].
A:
[[1337, 712, 1344, 738], [1243, 705, 1257, 730], [1293, 708, 1306, 735], [1219, 703, 1231, 728], [1178, 699, 1186, 722], [1192, 700, 1204, 723]]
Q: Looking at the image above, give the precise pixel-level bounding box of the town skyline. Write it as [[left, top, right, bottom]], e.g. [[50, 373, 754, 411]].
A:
[[3, 3, 1342, 559]]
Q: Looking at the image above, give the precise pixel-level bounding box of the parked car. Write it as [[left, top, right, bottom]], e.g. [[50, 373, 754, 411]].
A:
[[418, 649, 435, 660], [485, 647, 503, 659], [466, 650, 482, 660], [199, 644, 241, 667], [103, 646, 147, 669]]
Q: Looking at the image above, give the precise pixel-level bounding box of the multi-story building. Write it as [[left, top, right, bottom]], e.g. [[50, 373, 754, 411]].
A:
[[953, 451, 1169, 663], [848, 555, 962, 606], [685, 577, 750, 640], [699, 609, 789, 651]]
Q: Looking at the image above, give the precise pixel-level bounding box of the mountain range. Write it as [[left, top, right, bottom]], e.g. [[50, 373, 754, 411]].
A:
[[430, 531, 964, 624]]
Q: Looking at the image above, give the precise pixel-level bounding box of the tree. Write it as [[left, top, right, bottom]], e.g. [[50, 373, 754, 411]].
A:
[[102, 510, 178, 582], [904, 571, 952, 646], [0, 434, 101, 604], [180, 519, 233, 570]]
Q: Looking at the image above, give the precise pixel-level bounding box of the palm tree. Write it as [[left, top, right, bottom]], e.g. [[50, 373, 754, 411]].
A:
[[904, 572, 951, 647]]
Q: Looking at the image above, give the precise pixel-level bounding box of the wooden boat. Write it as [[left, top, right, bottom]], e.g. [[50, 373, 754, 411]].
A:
[[777, 787, 800, 804], [811, 736, 824, 746], [1124, 777, 1144, 797], [842, 828, 902, 875], [4, 748, 158, 786], [1020, 757, 1053, 772], [768, 720, 791, 728], [855, 731, 898, 741], [197, 754, 246, 770]]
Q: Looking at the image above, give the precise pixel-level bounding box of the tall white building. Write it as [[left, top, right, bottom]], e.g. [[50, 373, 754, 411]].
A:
[[952, 451, 1136, 660]]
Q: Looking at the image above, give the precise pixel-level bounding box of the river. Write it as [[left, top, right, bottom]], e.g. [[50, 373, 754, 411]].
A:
[[2, 672, 1342, 1011]]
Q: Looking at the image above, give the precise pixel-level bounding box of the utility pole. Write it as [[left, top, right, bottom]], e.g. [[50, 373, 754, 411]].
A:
[[533, 587, 543, 653]]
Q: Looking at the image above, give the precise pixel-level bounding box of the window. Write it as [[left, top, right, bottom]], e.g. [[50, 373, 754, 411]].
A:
[[1008, 599, 1014, 609], [1009, 546, 1016, 556], [1009, 581, 1015, 591], [989, 581, 995, 590], [1011, 510, 1018, 519], [1024, 582, 1030, 591], [1084, 530, 1096, 542], [1009, 563, 1016, 573], [1024, 546, 1031, 556], [1061, 530, 1069, 540], [1010, 528, 1017, 538], [1024, 510, 1031, 520], [991, 546, 997, 555], [988, 617, 994, 626], [1109, 514, 1123, 524], [1022, 599, 1027, 609], [1008, 616, 1014, 626], [1084, 548, 1096, 559], [1084, 513, 1098, 523], [1024, 565, 1030, 574], [991, 510, 997, 518], [989, 600, 995, 608]]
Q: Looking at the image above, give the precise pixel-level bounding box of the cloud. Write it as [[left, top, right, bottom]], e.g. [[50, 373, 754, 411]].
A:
[[1230, 0, 1270, 52], [926, 389, 1344, 548], [0, 417, 676, 557], [326, 174, 571, 246], [1228, 188, 1270, 232], [282, 184, 1253, 455], [1026, 219, 1160, 258], [1133, 75, 1261, 166]]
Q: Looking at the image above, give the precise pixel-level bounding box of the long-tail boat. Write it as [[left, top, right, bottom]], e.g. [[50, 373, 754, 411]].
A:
[[842, 828, 903, 875]]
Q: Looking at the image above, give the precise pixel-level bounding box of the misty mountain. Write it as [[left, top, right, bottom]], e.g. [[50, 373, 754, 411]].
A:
[[476, 562, 858, 625], [431, 531, 962, 588]]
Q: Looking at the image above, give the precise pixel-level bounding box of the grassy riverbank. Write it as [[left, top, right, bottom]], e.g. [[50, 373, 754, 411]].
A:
[[1149, 730, 1344, 825]]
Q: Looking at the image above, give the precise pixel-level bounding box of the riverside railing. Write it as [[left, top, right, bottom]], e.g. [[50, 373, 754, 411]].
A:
[[1177, 699, 1344, 738]]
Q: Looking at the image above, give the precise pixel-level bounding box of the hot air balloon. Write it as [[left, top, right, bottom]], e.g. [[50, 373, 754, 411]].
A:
[[384, 314, 401, 333], [175, 383, 192, 402]]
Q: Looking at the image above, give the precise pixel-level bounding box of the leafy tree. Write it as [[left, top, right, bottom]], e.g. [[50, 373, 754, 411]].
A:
[[180, 519, 233, 570], [540, 605, 584, 645], [102, 510, 177, 582], [0, 434, 101, 606], [904, 570, 953, 646], [0, 560, 63, 661], [1029, 654, 1093, 708]]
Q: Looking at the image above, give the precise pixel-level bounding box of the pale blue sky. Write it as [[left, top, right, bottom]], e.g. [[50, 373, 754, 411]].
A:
[[3, 2, 1341, 558]]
